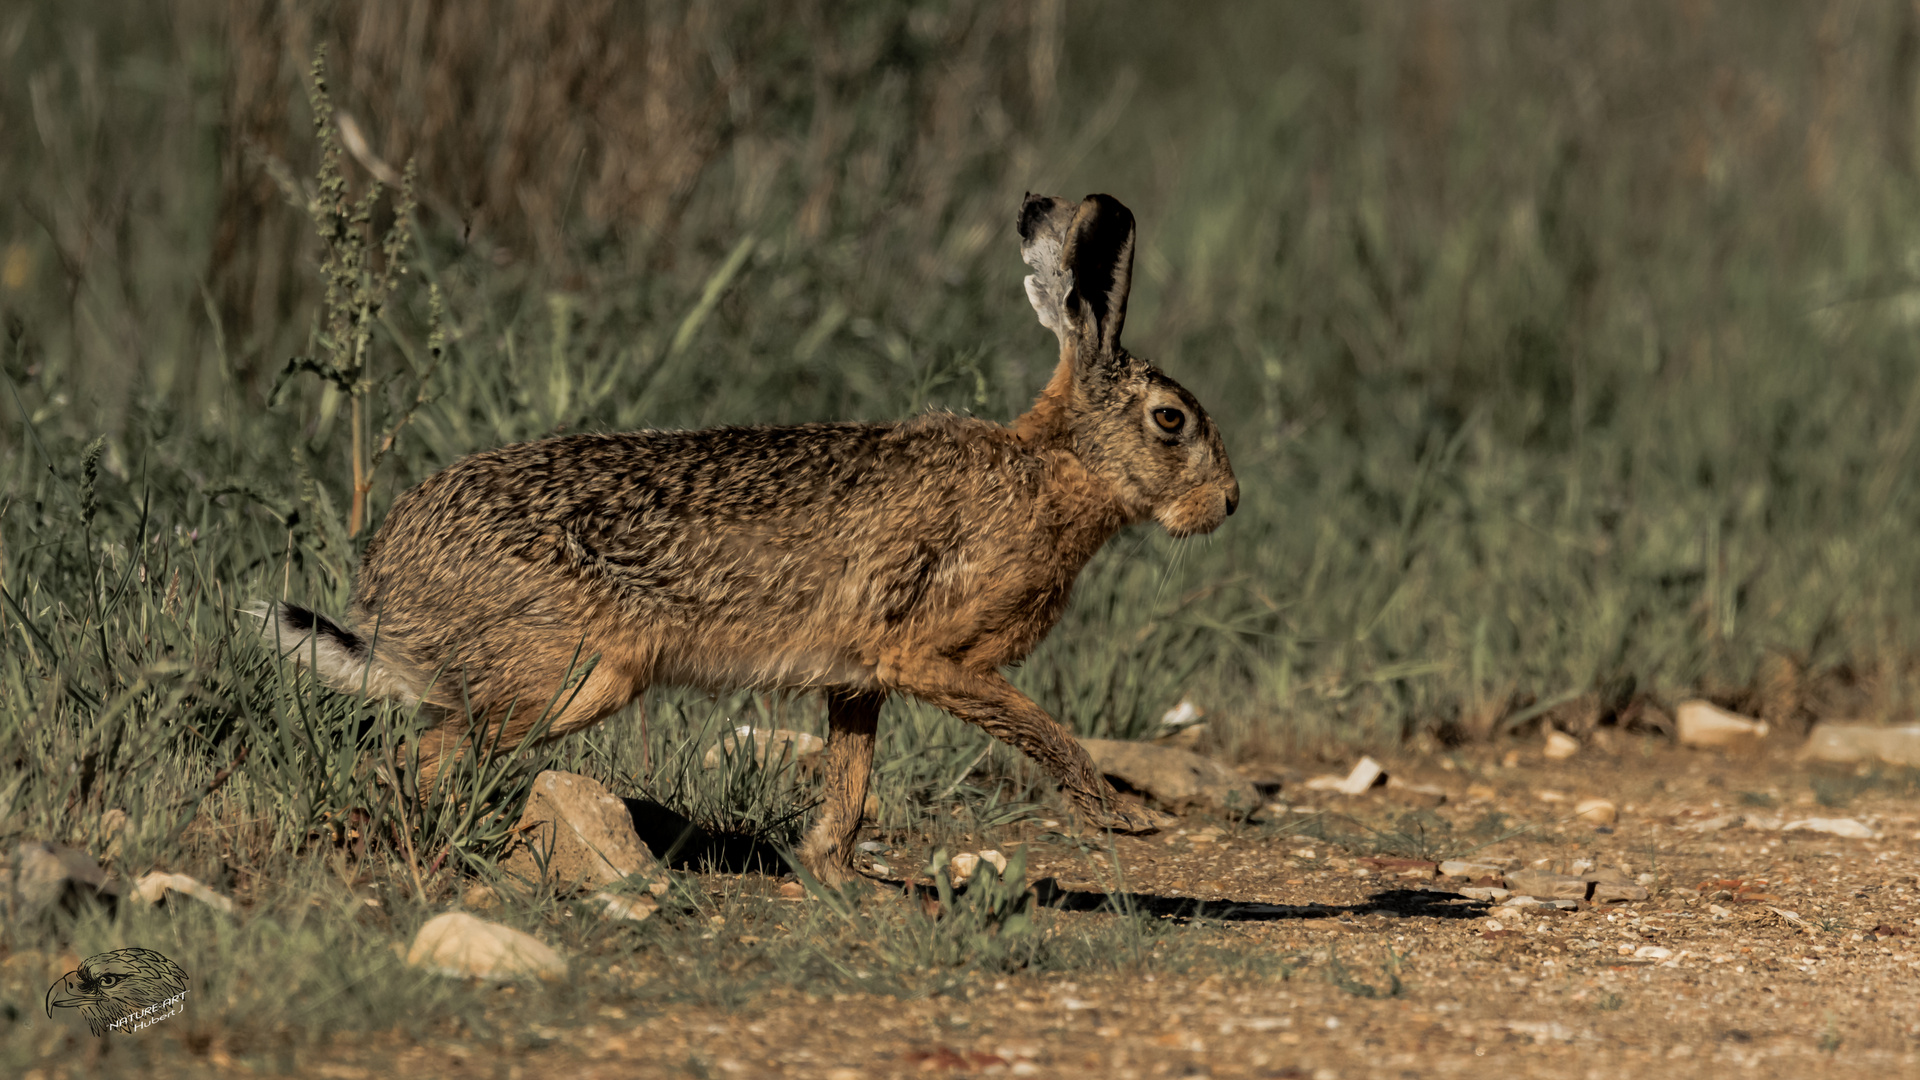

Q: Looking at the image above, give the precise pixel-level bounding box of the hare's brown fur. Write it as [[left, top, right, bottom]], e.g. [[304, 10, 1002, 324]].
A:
[[258, 193, 1239, 884]]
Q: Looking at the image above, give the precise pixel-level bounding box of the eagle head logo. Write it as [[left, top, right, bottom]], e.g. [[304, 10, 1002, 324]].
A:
[[46, 947, 189, 1036]]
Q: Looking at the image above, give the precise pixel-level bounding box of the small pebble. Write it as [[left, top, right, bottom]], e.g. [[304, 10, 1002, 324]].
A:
[[1544, 731, 1579, 760], [948, 852, 982, 885], [1574, 798, 1617, 824]]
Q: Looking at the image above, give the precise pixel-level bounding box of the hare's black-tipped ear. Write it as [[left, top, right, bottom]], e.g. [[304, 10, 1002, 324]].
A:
[[1061, 193, 1135, 359], [1020, 193, 1078, 345]]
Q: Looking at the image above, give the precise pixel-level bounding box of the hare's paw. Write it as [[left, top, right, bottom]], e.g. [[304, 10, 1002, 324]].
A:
[[1083, 801, 1176, 835]]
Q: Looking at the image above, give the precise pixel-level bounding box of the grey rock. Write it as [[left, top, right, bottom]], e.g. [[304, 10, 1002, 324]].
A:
[[504, 771, 662, 890], [1504, 867, 1648, 902], [1077, 737, 1263, 815], [1438, 859, 1506, 878], [1500, 896, 1580, 911], [1505, 869, 1591, 900], [1590, 881, 1650, 902], [4, 841, 119, 922]]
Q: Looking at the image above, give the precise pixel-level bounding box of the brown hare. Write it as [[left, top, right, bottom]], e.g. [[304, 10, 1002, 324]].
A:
[[255, 192, 1239, 885]]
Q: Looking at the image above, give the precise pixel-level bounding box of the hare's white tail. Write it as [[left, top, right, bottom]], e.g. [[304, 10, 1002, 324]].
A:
[[247, 601, 420, 703]]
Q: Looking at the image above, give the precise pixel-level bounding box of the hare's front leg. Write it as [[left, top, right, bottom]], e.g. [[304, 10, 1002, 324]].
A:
[[797, 691, 885, 886], [887, 660, 1174, 835]]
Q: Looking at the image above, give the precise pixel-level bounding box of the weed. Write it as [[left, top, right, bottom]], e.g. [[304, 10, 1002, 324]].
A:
[[271, 49, 430, 538], [1811, 767, 1920, 808], [1323, 945, 1405, 999], [1819, 1014, 1844, 1054]]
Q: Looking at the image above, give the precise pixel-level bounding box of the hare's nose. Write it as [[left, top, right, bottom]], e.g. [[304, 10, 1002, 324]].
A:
[[1224, 486, 1240, 516]]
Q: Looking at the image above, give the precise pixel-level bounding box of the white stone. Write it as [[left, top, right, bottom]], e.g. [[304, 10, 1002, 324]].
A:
[[131, 872, 234, 914], [1543, 731, 1579, 760], [1334, 756, 1386, 796], [590, 891, 658, 923], [1675, 700, 1768, 749], [1501, 896, 1578, 910], [1801, 723, 1920, 767], [1782, 817, 1878, 840], [948, 852, 982, 885], [703, 727, 825, 770], [1159, 698, 1203, 727], [406, 912, 567, 981], [1573, 798, 1617, 824], [1632, 945, 1673, 960]]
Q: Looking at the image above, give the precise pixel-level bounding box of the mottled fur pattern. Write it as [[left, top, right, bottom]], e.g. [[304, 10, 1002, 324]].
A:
[[255, 193, 1239, 884]]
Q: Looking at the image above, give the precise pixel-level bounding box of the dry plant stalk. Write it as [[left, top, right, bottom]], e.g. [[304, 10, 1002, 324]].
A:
[[282, 47, 418, 537]]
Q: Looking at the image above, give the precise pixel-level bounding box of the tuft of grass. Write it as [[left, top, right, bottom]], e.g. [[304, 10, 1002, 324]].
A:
[[1323, 944, 1406, 999], [1810, 765, 1920, 808]]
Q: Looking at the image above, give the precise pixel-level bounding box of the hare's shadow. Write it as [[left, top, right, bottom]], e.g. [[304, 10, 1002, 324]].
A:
[[1026, 879, 1489, 923], [622, 796, 791, 875], [617, 796, 1492, 923]]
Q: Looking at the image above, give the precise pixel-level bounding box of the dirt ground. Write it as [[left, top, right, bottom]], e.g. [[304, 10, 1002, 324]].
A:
[[19, 741, 1920, 1079]]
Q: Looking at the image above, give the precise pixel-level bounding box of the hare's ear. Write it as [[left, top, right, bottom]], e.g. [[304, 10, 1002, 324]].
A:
[[1020, 193, 1079, 347], [1060, 193, 1135, 361]]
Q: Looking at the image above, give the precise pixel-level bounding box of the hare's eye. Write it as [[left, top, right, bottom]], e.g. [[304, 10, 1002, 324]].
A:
[[1151, 407, 1185, 434]]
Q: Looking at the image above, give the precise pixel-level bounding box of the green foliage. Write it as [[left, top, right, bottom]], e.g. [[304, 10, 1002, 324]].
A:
[[4, 0, 1920, 1053], [798, 846, 1041, 992], [1809, 765, 1920, 808]]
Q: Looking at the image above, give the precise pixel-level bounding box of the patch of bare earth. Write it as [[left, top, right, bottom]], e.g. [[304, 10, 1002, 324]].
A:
[[40, 745, 1920, 1079]]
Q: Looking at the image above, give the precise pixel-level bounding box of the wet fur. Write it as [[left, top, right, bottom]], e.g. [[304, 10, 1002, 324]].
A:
[[255, 193, 1239, 884]]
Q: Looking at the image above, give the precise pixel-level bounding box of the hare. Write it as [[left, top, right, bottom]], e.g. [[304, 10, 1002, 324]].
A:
[[255, 192, 1239, 884]]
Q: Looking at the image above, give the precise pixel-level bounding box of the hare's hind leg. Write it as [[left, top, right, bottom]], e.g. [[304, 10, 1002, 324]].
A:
[[888, 660, 1174, 834], [797, 691, 885, 886], [409, 654, 642, 794]]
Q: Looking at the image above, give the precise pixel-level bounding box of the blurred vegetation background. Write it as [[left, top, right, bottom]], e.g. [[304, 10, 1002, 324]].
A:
[[6, 0, 1920, 859]]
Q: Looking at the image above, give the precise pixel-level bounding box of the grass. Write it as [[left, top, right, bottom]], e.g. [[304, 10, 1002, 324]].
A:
[[5, 0, 1920, 1065]]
